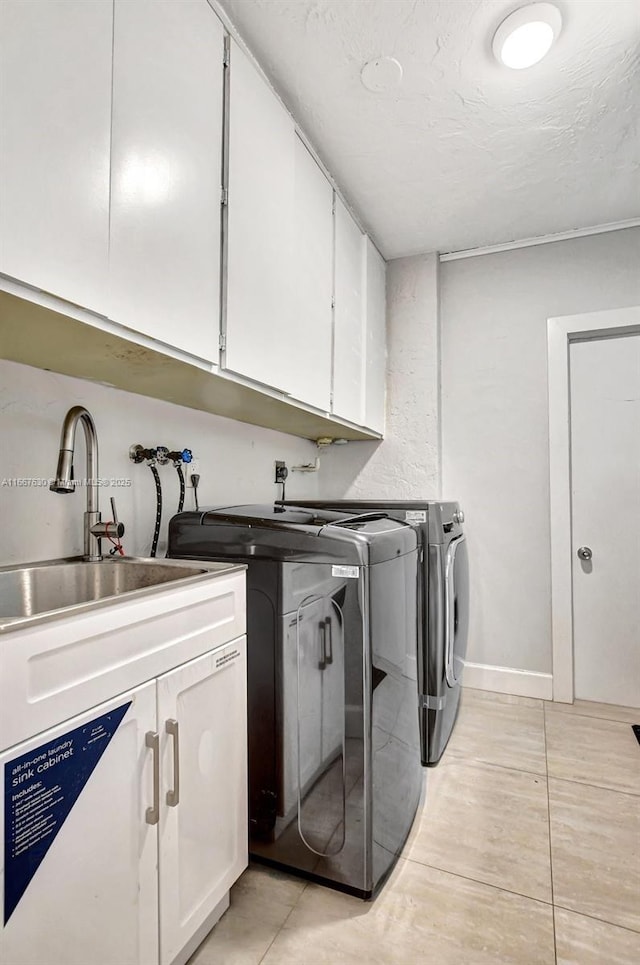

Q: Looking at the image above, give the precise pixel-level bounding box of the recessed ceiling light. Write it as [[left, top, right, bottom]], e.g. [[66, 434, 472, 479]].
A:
[[492, 3, 562, 70], [360, 56, 403, 93]]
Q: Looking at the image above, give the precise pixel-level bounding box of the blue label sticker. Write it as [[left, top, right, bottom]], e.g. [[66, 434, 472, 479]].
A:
[[3, 700, 131, 924]]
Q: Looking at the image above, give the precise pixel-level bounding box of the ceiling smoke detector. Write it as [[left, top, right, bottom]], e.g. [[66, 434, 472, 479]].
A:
[[492, 3, 562, 70], [360, 56, 403, 92]]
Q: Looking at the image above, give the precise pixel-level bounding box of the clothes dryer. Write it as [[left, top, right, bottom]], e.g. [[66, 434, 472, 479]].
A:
[[281, 500, 469, 764]]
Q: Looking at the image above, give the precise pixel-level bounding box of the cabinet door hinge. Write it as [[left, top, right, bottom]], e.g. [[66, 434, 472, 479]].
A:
[[223, 38, 230, 68], [331, 297, 335, 310], [219, 333, 226, 351], [220, 187, 228, 206]]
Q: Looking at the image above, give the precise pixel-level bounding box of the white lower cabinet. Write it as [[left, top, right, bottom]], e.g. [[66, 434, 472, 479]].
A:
[[158, 644, 248, 965], [0, 682, 159, 965], [0, 639, 247, 965]]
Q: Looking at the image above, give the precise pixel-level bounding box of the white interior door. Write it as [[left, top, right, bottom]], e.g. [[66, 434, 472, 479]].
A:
[[570, 333, 640, 707]]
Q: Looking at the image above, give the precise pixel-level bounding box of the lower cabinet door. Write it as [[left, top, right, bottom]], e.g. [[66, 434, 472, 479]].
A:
[[157, 638, 248, 965], [0, 682, 158, 965]]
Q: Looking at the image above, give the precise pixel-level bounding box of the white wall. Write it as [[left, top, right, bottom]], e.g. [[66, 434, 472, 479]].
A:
[[441, 227, 640, 689], [0, 360, 319, 564], [320, 253, 440, 498]]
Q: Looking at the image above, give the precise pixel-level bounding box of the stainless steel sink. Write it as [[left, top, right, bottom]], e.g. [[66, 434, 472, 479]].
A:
[[0, 557, 237, 631]]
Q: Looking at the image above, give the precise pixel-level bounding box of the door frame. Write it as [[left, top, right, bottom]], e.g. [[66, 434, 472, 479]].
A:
[[547, 305, 640, 703]]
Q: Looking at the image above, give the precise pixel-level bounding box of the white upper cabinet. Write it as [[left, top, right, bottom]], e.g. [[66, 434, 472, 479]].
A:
[[109, 0, 224, 362], [363, 239, 387, 433], [0, 0, 112, 313], [333, 198, 366, 425], [289, 137, 333, 411], [0, 1, 386, 438], [225, 40, 295, 394]]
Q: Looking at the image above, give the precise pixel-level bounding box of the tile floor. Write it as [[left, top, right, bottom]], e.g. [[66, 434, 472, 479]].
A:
[[189, 689, 640, 964]]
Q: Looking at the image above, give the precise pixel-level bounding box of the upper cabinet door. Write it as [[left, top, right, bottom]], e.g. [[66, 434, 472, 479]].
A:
[[0, 0, 112, 312], [110, 0, 224, 362], [289, 137, 333, 411], [333, 198, 366, 425], [363, 239, 387, 433], [225, 40, 295, 394]]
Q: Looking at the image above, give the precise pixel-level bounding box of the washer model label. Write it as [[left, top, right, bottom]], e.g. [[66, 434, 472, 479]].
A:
[[3, 700, 131, 924], [405, 510, 427, 524], [332, 565, 359, 579]]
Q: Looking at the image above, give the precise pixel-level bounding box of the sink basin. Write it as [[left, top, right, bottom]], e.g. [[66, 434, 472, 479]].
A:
[[0, 557, 235, 630]]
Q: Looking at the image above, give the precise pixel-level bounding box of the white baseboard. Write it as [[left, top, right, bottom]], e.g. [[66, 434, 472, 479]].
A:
[[462, 662, 553, 701]]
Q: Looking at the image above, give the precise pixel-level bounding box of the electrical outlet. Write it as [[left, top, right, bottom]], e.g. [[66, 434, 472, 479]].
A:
[[274, 460, 288, 484], [187, 459, 200, 484]]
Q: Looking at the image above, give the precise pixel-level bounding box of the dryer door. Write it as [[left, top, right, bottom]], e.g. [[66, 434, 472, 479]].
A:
[[444, 534, 469, 687]]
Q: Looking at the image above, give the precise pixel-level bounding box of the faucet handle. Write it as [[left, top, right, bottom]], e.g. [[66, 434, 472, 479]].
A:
[[91, 497, 125, 541], [109, 496, 125, 539], [91, 519, 125, 539]]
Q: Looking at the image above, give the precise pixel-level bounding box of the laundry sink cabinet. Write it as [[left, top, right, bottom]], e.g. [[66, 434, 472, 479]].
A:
[[0, 563, 247, 965]]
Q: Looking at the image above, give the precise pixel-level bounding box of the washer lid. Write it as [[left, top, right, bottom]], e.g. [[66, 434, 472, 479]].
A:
[[168, 505, 418, 565]]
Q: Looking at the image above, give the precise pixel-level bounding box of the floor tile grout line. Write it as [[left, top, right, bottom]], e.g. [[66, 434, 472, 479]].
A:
[[543, 701, 640, 796], [404, 854, 554, 908], [464, 689, 544, 709], [552, 902, 640, 936], [256, 882, 310, 964], [548, 774, 640, 799], [445, 753, 547, 780], [543, 700, 558, 965], [545, 705, 639, 727]]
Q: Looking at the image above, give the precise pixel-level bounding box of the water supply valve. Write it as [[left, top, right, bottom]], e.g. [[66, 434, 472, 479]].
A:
[[129, 444, 158, 465], [167, 448, 193, 466]]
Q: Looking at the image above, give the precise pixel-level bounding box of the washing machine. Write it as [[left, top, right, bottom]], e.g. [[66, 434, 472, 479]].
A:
[[167, 504, 422, 898], [281, 500, 469, 765]]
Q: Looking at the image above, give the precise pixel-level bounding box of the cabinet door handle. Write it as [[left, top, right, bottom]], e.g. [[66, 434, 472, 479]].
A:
[[165, 719, 180, 807], [145, 731, 160, 825]]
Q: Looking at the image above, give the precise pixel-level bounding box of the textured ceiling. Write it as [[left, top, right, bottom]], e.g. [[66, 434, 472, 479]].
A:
[[217, 0, 640, 257]]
